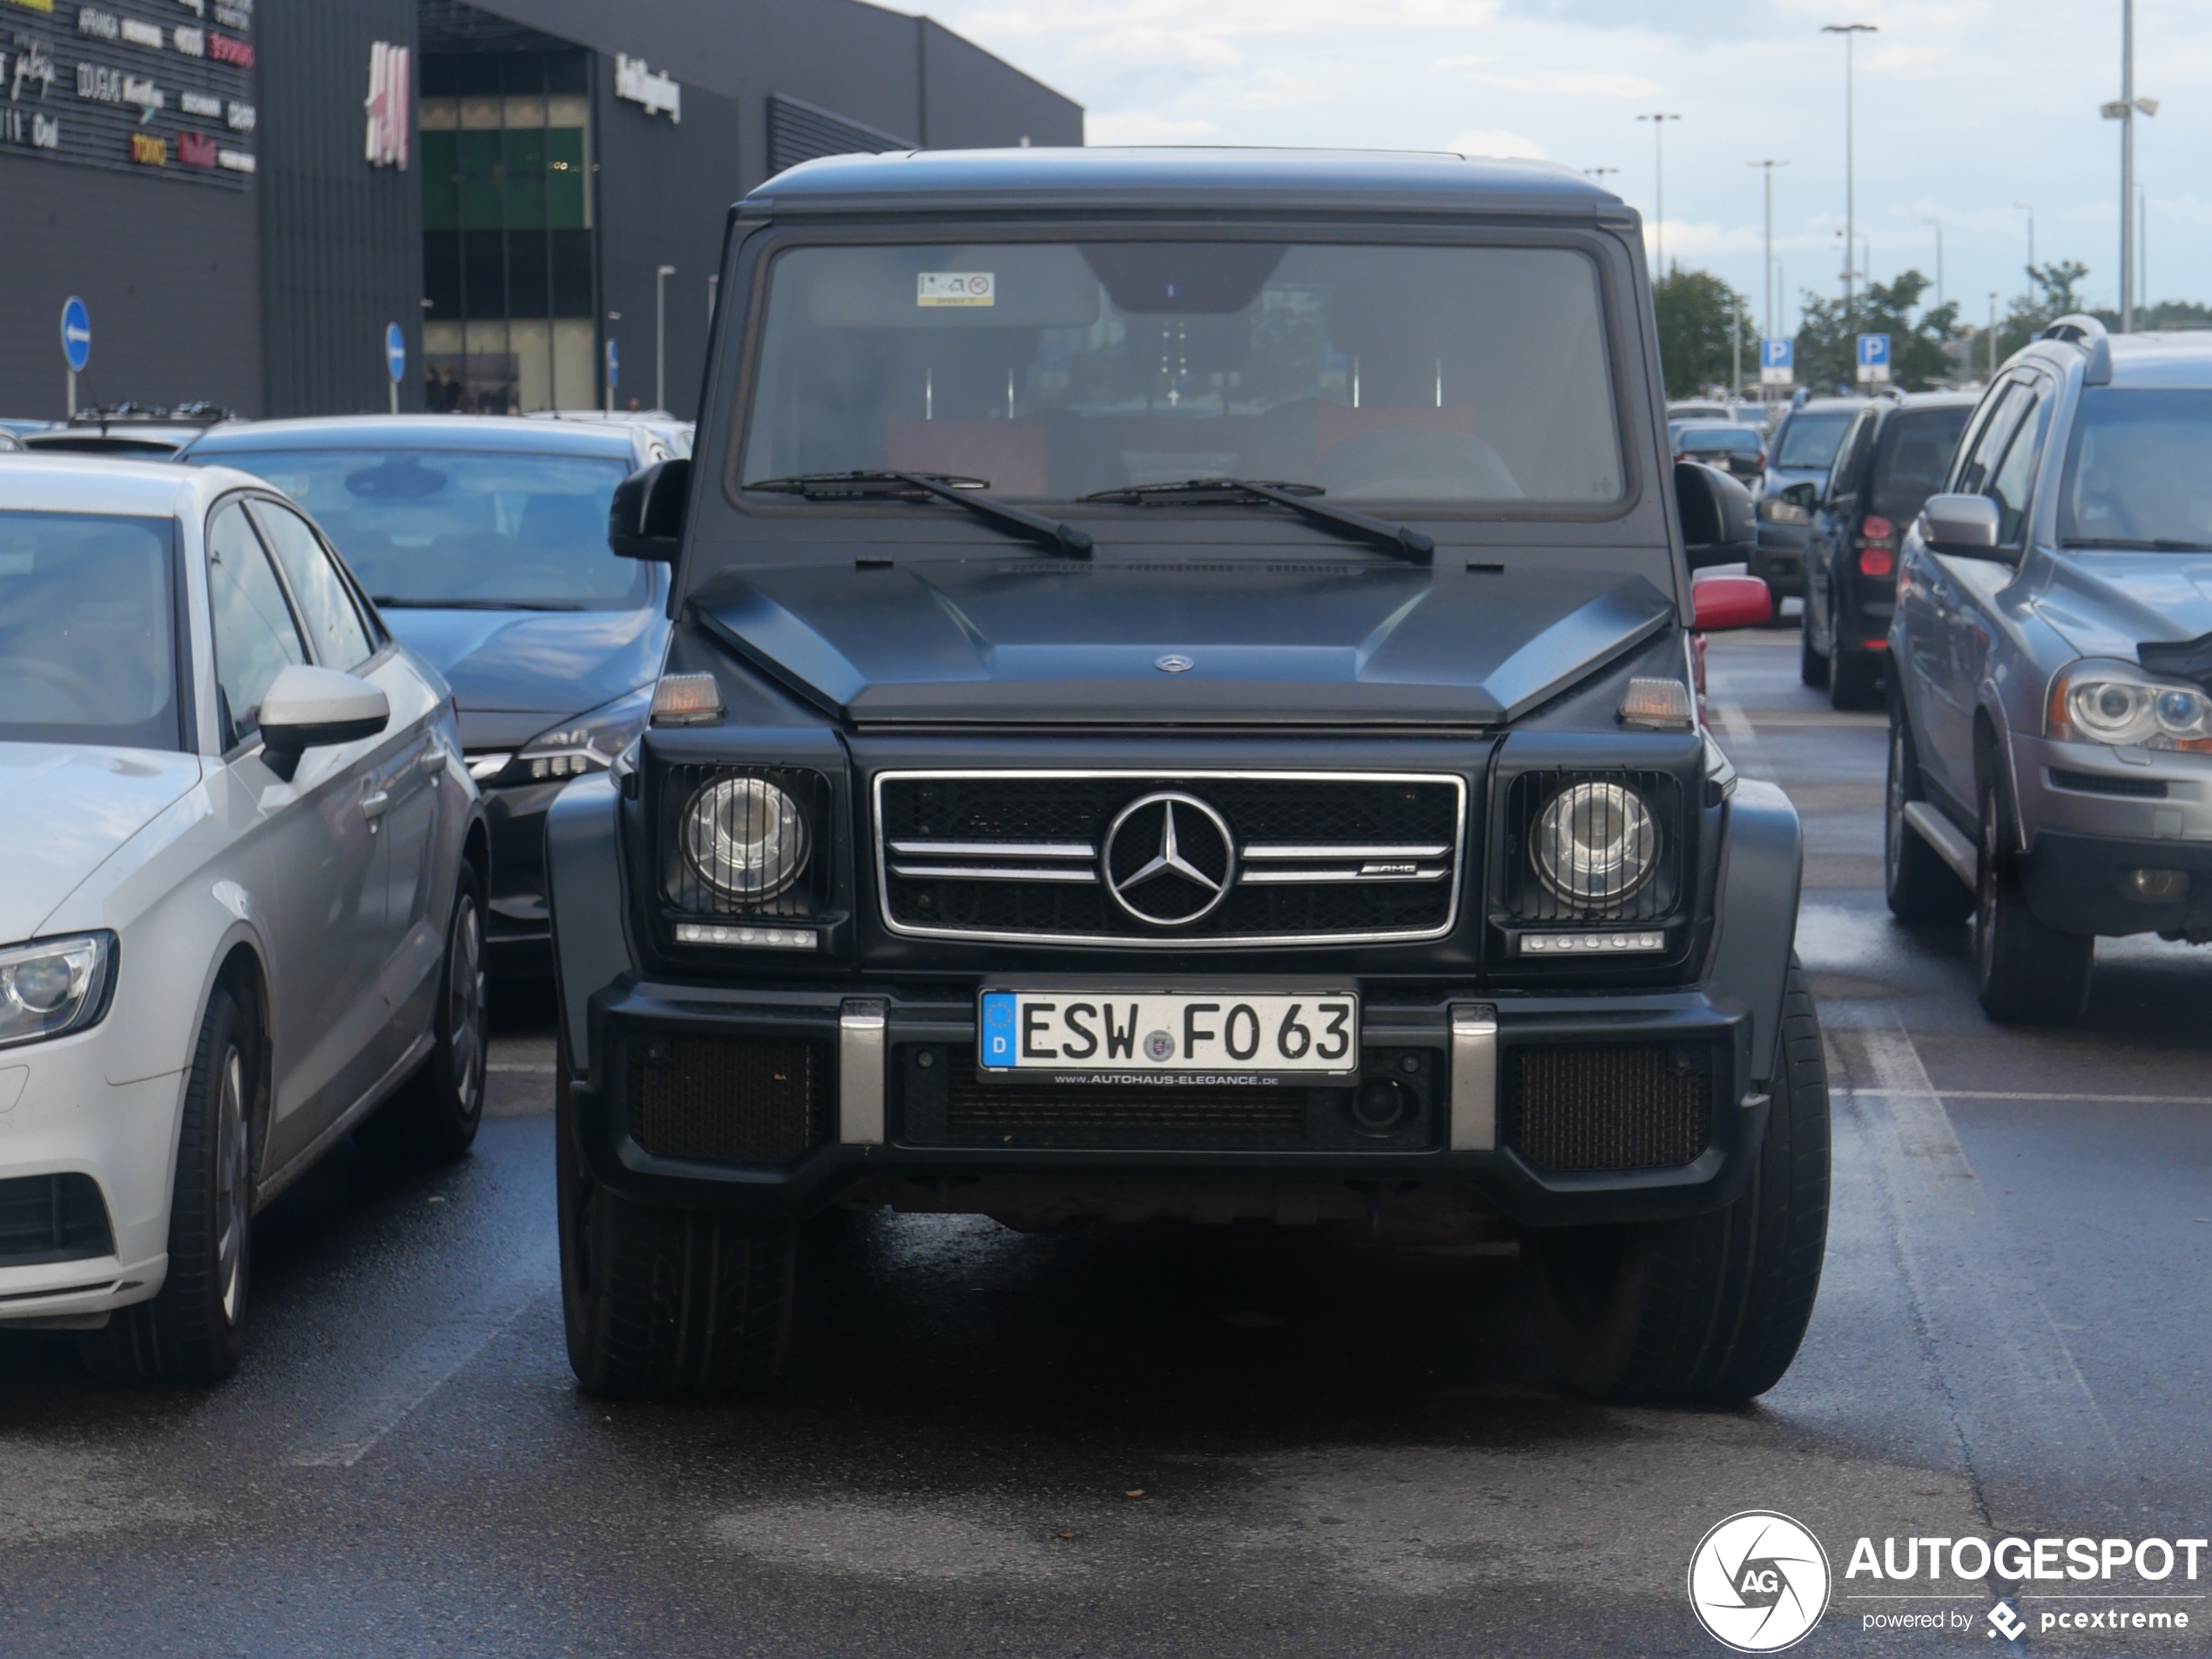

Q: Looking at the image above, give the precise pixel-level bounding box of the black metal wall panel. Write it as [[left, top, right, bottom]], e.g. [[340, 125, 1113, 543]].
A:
[[766, 91, 908, 177], [257, 0, 422, 416], [0, 152, 261, 418], [591, 65, 745, 421]]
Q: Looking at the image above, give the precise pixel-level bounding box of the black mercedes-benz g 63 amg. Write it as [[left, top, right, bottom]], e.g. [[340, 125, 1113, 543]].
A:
[[547, 147, 1824, 1405]]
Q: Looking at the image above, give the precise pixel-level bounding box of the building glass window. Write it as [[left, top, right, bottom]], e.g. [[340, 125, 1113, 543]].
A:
[[420, 51, 597, 415]]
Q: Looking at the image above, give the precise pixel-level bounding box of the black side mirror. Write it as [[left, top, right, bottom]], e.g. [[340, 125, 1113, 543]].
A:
[[1676, 460, 1756, 570], [609, 457, 690, 562]]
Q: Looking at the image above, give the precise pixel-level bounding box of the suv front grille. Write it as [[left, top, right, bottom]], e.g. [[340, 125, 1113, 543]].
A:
[[875, 771, 1466, 945], [1503, 1042, 1714, 1171], [626, 1035, 830, 1165]]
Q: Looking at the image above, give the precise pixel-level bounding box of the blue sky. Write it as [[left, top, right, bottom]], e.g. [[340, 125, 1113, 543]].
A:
[[935, 0, 2209, 338]]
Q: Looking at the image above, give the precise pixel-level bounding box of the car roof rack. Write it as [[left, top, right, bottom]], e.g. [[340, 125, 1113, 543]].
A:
[[65, 401, 235, 428], [2034, 314, 2113, 385]]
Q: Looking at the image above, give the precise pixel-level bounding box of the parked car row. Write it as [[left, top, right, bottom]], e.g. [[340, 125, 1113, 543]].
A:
[[0, 410, 687, 1375]]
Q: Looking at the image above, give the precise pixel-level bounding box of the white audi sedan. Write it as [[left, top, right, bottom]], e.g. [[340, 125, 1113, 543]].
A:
[[0, 455, 489, 1380]]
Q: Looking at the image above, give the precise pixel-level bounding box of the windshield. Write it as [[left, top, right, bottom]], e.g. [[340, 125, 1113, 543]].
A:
[[1871, 407, 1971, 523], [0, 511, 182, 750], [192, 448, 643, 609], [1678, 428, 1760, 455], [738, 240, 1623, 506], [1774, 409, 1855, 470], [2060, 390, 2212, 550]]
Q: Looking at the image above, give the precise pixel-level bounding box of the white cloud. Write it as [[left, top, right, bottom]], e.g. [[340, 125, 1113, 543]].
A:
[[1448, 127, 1549, 159], [1471, 69, 1664, 98], [1084, 111, 1222, 145]]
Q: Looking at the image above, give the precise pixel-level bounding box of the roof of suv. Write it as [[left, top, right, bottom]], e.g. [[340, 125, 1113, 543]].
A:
[[2094, 332, 2212, 388], [745, 146, 1629, 219]]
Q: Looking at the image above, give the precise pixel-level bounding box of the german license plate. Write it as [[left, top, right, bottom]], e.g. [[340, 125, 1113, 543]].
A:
[[978, 990, 1359, 1076]]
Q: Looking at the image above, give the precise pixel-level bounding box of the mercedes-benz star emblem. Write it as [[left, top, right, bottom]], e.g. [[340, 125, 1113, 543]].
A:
[[1102, 792, 1236, 926], [1154, 654, 1194, 673]]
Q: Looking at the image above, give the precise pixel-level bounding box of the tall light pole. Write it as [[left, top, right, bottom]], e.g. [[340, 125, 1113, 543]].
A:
[[1821, 23, 1878, 325], [1748, 158, 1789, 341], [2012, 202, 2035, 279], [2137, 184, 2148, 312], [1922, 216, 1944, 313], [1988, 291, 1999, 380], [2100, 0, 2157, 333], [1635, 113, 1681, 279], [654, 264, 676, 413]]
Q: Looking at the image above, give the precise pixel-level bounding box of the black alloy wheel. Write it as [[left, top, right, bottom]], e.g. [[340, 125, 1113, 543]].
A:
[[1884, 716, 1974, 925], [80, 985, 258, 1383], [357, 865, 489, 1163], [1973, 776, 2093, 1023]]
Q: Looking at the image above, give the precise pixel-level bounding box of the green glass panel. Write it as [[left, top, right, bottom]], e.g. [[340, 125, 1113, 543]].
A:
[[503, 127, 546, 231], [459, 130, 503, 230], [421, 130, 459, 232], [546, 128, 587, 230]]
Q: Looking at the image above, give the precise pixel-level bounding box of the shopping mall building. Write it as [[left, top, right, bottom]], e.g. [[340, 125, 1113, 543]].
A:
[[0, 0, 1081, 420]]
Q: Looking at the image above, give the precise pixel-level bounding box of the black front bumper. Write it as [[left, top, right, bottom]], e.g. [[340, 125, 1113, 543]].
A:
[[1750, 529, 1806, 595], [569, 977, 1766, 1231], [2024, 830, 2212, 939]]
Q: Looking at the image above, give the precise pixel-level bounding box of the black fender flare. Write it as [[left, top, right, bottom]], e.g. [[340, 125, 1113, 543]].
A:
[[544, 775, 633, 1076], [1703, 777, 1804, 1087]]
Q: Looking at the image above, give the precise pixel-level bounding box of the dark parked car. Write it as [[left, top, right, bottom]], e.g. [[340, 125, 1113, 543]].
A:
[[180, 415, 682, 970], [1750, 395, 1868, 608], [544, 147, 1821, 1407], [1674, 422, 1765, 482], [1888, 319, 2212, 1022], [1797, 392, 1975, 708]]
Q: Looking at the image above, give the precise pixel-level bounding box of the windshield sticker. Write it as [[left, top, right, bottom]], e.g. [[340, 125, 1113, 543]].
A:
[[917, 273, 994, 307]]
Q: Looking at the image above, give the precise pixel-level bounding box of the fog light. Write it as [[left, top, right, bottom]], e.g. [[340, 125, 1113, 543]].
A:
[[1352, 1079, 1407, 1132], [2126, 868, 2190, 903]]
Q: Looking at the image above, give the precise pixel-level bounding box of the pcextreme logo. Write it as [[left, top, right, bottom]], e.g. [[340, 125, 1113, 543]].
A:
[[1688, 1511, 1833, 1652]]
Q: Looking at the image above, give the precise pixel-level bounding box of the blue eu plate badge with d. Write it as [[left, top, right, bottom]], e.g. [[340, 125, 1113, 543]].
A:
[[981, 992, 1017, 1068]]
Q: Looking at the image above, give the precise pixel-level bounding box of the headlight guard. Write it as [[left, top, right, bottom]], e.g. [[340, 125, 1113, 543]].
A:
[[658, 762, 835, 919]]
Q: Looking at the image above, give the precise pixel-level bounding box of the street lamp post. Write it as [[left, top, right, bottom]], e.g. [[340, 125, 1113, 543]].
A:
[[1821, 23, 1878, 326], [2100, 0, 2158, 332], [1748, 158, 1788, 341], [654, 264, 677, 414], [1988, 291, 1999, 381], [2012, 202, 2035, 279], [1635, 113, 1681, 279], [1922, 217, 1943, 313]]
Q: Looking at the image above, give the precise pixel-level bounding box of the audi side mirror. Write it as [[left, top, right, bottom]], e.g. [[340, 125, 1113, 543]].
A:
[[610, 457, 690, 562], [1676, 460, 1756, 570], [1919, 493, 2004, 558], [257, 664, 389, 782]]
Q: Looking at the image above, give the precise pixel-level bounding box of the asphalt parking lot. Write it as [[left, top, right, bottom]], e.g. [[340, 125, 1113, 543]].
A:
[[3, 627, 2210, 1657]]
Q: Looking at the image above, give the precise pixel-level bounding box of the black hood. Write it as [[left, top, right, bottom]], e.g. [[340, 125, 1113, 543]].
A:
[[692, 557, 1675, 725]]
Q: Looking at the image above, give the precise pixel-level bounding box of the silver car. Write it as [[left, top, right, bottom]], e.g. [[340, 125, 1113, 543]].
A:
[[1885, 317, 2212, 1022], [0, 455, 487, 1379]]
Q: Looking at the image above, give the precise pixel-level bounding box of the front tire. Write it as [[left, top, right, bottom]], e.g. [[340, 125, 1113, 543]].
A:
[[1885, 717, 1974, 924], [1828, 644, 1884, 711], [557, 1059, 796, 1398], [1798, 610, 1830, 688], [1975, 779, 2093, 1023], [79, 985, 257, 1383], [357, 864, 488, 1163], [1528, 957, 1830, 1405]]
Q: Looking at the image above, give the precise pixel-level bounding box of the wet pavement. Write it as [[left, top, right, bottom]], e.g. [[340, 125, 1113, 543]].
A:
[[5, 626, 2212, 1656]]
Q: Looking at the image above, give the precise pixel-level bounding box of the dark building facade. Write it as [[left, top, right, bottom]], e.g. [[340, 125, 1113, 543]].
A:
[[0, 0, 1081, 421]]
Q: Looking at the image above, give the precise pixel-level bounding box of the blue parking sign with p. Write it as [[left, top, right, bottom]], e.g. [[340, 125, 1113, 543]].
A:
[[1856, 333, 1892, 383], [1759, 337, 1792, 385]]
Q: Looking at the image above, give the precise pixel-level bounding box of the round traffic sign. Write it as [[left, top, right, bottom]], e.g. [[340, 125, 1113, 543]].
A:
[[60, 296, 91, 374], [385, 321, 406, 384]]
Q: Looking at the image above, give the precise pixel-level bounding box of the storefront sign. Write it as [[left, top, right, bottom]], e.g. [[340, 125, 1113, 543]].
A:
[[363, 38, 406, 167], [3, 0, 249, 186], [614, 53, 679, 124]]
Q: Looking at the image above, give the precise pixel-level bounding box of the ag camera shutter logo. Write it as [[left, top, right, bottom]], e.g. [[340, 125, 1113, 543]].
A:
[[1688, 1511, 1831, 1652]]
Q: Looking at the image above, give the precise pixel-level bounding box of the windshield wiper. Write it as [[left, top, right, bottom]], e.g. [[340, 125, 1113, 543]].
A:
[[2064, 537, 2212, 554], [371, 597, 587, 611], [1077, 478, 1433, 563], [745, 470, 1092, 559]]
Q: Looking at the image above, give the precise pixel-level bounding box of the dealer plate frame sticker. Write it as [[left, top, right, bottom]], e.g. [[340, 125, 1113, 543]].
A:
[[978, 989, 1359, 1081]]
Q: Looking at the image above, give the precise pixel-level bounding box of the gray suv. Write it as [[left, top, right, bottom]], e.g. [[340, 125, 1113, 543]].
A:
[[1886, 317, 2212, 1021], [547, 147, 1822, 1406]]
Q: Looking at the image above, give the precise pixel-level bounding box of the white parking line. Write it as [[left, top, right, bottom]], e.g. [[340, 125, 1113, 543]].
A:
[[290, 1271, 550, 1468], [1835, 1019, 2138, 1507]]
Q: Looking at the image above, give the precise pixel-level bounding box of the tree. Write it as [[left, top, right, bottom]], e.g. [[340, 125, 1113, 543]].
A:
[[1793, 270, 1959, 393], [1653, 268, 1752, 399], [1993, 260, 2091, 361]]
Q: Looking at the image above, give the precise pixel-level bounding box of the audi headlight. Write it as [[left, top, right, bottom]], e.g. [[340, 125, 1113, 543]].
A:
[[683, 776, 810, 898], [0, 933, 116, 1049], [2049, 662, 2212, 752], [478, 685, 654, 785], [1534, 782, 1660, 907]]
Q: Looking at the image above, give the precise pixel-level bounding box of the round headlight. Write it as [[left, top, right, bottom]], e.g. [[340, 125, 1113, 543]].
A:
[[3, 953, 84, 1015], [683, 777, 809, 899], [1534, 781, 1659, 907]]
